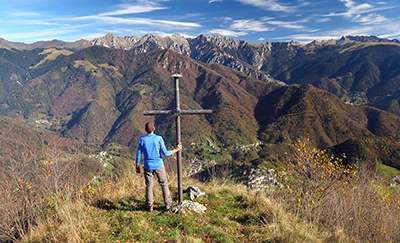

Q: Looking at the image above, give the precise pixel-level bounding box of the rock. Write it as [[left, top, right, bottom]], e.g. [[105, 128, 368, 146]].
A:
[[171, 200, 207, 214], [390, 175, 400, 187], [184, 158, 216, 177], [185, 186, 205, 200]]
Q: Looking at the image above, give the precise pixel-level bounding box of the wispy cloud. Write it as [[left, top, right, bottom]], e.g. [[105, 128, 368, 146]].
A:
[[208, 29, 248, 37], [0, 18, 60, 26], [266, 20, 306, 29], [272, 22, 392, 44], [1, 28, 77, 41], [57, 1, 201, 31], [62, 15, 201, 29], [10, 11, 42, 17], [28, 21, 60, 26], [208, 0, 223, 4], [100, 1, 167, 16], [316, 18, 331, 23], [357, 13, 389, 25], [275, 21, 400, 44], [235, 0, 298, 13], [231, 19, 274, 32], [207, 17, 274, 38], [326, 0, 395, 19], [273, 34, 339, 43]]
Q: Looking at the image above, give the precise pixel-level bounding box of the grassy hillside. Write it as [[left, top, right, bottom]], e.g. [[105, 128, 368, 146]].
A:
[[2, 140, 399, 243], [255, 84, 400, 146], [331, 135, 400, 169], [269, 44, 400, 116]]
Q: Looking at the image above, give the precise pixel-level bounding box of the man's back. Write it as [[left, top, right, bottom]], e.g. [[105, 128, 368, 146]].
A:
[[136, 134, 172, 170]]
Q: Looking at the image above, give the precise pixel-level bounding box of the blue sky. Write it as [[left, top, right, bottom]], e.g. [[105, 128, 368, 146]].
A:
[[1, 0, 399, 44]]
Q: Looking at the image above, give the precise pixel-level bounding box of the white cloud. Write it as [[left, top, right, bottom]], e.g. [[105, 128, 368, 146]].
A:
[[231, 19, 273, 32], [275, 34, 338, 43], [208, 0, 223, 3], [11, 11, 42, 17], [345, 3, 374, 18], [273, 23, 396, 44], [307, 29, 320, 33], [30, 21, 60, 26], [357, 13, 389, 25], [258, 37, 265, 41], [316, 18, 331, 23], [2, 19, 60, 26], [1, 28, 77, 42], [100, 6, 165, 16], [100, 1, 167, 16], [64, 15, 201, 29], [209, 29, 248, 37], [339, 0, 355, 9], [235, 0, 298, 13], [327, 0, 394, 19], [267, 20, 306, 29], [325, 26, 374, 36]]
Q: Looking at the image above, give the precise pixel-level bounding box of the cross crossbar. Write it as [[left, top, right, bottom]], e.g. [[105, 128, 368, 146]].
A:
[[143, 109, 212, 116], [142, 74, 212, 204]]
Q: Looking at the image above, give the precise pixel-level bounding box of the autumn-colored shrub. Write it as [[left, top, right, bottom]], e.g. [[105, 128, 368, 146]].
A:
[[280, 138, 400, 242], [0, 139, 93, 243]]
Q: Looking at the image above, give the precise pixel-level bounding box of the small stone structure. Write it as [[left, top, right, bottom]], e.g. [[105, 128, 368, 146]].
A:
[[171, 186, 207, 214], [184, 186, 205, 200], [390, 175, 400, 187], [184, 158, 216, 177], [246, 168, 283, 190], [171, 200, 207, 214]]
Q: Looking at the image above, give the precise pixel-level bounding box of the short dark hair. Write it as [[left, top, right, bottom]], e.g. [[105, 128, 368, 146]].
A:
[[145, 122, 155, 134]]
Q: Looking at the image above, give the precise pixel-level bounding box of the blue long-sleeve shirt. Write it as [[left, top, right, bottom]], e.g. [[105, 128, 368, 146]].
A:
[[136, 134, 173, 170]]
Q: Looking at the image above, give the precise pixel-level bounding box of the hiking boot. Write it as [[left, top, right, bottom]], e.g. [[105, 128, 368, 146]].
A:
[[147, 206, 153, 212]]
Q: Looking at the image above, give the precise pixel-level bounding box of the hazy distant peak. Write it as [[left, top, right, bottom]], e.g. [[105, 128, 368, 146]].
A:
[[307, 35, 400, 47]]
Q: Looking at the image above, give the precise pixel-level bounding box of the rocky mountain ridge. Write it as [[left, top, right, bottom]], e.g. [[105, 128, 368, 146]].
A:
[[0, 38, 90, 51], [91, 32, 191, 55], [2, 34, 398, 52], [3, 34, 398, 85], [89, 33, 399, 83], [90, 33, 278, 82]]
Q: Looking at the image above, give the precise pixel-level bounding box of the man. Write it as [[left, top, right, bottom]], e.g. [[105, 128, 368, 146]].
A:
[[136, 122, 181, 212]]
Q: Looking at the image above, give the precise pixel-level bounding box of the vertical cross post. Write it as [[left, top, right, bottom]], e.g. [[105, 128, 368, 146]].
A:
[[143, 74, 212, 204], [174, 74, 183, 203]]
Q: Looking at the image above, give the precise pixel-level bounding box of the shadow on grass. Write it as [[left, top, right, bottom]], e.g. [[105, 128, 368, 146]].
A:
[[93, 196, 172, 213], [92, 196, 146, 211], [232, 211, 273, 225]]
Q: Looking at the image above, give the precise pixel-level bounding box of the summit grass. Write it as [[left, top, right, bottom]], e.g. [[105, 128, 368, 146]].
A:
[[20, 172, 328, 243], [3, 138, 400, 243]]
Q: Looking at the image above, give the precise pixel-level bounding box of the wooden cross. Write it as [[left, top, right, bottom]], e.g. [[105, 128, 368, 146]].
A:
[[143, 74, 212, 203]]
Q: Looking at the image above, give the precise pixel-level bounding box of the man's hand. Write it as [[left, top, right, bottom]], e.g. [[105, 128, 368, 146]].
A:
[[172, 143, 182, 154], [136, 164, 141, 174]]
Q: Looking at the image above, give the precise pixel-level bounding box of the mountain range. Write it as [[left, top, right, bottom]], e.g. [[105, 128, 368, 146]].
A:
[[0, 34, 400, 169], [4, 33, 400, 116]]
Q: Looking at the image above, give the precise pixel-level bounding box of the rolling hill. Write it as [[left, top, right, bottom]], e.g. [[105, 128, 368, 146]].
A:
[[0, 37, 400, 168]]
